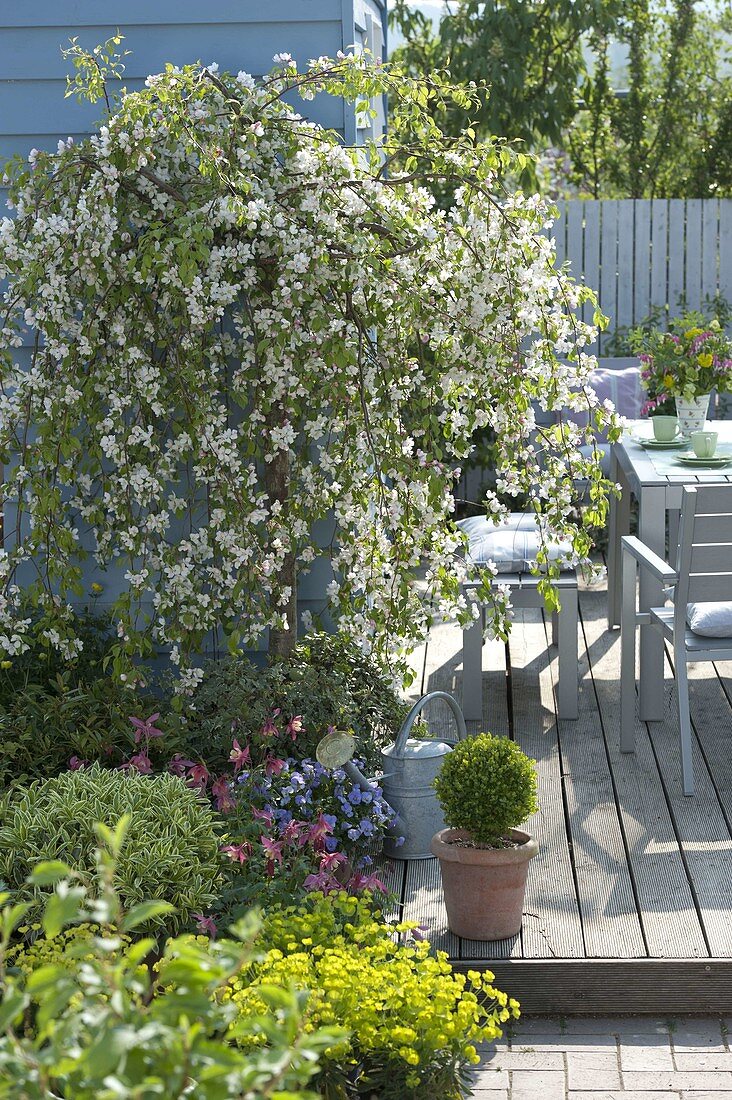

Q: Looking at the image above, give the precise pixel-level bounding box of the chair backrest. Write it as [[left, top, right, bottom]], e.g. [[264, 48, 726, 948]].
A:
[[675, 484, 732, 606]]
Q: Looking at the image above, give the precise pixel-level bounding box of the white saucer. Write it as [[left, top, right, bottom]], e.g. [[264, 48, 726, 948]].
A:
[[632, 436, 689, 450], [675, 454, 732, 467]]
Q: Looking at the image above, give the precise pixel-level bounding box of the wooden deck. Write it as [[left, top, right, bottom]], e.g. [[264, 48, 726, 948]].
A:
[[387, 578, 732, 1013]]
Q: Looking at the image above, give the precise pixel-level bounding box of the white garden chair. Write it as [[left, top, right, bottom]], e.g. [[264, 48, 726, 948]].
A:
[[621, 484, 732, 795]]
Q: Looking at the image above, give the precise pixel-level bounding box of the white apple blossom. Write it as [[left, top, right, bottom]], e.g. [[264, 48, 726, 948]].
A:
[[0, 51, 618, 685]]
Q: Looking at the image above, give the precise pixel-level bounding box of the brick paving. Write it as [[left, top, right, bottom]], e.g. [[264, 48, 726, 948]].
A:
[[470, 1017, 732, 1098]]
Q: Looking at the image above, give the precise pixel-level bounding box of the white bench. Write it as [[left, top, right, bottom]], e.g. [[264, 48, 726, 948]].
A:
[[462, 573, 578, 721], [458, 514, 579, 722]]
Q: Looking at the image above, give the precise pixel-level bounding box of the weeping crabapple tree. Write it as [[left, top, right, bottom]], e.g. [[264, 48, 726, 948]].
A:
[[0, 43, 619, 692]]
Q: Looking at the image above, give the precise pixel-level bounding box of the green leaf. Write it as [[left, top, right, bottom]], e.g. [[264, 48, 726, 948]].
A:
[[121, 900, 175, 932], [28, 859, 73, 886], [43, 887, 85, 939]]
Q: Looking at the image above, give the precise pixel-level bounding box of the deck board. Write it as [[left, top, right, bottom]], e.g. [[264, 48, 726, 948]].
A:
[[507, 609, 585, 959], [649, 645, 732, 955], [580, 588, 709, 958], [533, 603, 647, 959], [383, 576, 732, 1008]]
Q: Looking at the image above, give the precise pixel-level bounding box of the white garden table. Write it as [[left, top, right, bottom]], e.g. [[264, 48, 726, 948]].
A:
[[607, 420, 732, 720]]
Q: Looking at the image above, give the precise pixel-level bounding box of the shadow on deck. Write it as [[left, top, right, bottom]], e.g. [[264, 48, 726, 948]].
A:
[[384, 578, 732, 1013]]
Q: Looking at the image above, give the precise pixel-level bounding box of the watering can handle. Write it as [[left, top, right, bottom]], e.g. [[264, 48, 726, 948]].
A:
[[392, 691, 467, 756]]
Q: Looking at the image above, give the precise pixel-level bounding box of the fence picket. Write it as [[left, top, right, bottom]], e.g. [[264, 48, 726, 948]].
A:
[[616, 200, 635, 335], [583, 201, 600, 355], [650, 199, 669, 321], [599, 200, 618, 354], [633, 200, 651, 327], [667, 199, 686, 317], [685, 198, 702, 311], [702, 200, 719, 303], [720, 202, 732, 305]]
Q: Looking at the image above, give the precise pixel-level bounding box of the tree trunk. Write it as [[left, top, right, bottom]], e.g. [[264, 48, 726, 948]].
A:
[[263, 442, 298, 662]]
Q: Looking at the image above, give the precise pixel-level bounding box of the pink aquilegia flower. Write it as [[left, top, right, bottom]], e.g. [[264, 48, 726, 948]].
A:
[[193, 912, 218, 938], [346, 870, 388, 895], [285, 715, 304, 741], [229, 738, 251, 773], [306, 812, 333, 851], [123, 751, 153, 775], [264, 755, 286, 777], [167, 753, 196, 777], [303, 869, 340, 894], [211, 776, 236, 813], [251, 805, 273, 828], [261, 835, 285, 877], [68, 756, 88, 771], [319, 850, 347, 873], [221, 842, 252, 864], [187, 762, 210, 791], [129, 712, 164, 744], [260, 708, 281, 737], [281, 819, 308, 845]]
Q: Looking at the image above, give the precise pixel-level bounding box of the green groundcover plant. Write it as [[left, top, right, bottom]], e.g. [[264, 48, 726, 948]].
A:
[[0, 765, 220, 935], [0, 818, 342, 1099], [434, 733, 538, 846], [217, 891, 519, 1099], [177, 634, 408, 772], [0, 609, 166, 790], [1, 822, 519, 1098]]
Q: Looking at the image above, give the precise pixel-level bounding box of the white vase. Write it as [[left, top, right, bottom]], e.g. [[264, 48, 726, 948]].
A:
[[675, 393, 711, 438]]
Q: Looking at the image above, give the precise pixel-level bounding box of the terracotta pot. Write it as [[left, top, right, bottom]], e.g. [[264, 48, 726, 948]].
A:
[[430, 827, 538, 940]]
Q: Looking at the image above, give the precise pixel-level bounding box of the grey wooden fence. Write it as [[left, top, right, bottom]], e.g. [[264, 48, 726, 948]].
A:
[[554, 198, 732, 354]]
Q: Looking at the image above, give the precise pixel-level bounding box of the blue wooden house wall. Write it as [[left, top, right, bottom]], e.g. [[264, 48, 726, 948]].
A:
[[0, 0, 386, 637], [0, 1, 386, 168]]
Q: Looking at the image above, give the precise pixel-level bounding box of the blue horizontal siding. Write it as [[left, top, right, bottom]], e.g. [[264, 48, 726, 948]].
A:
[[0, 79, 346, 138], [0, 0, 343, 27], [0, 22, 344, 80]]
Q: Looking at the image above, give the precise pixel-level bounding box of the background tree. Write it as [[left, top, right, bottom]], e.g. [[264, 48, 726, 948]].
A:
[[390, 0, 620, 150], [568, 0, 732, 197], [391, 0, 732, 199]]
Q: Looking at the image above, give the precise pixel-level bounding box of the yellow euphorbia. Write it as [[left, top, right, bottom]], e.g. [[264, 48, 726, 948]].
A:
[[220, 891, 520, 1098]]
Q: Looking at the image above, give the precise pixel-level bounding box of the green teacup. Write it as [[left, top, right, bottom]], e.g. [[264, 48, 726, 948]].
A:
[[652, 415, 680, 442], [690, 430, 717, 458]]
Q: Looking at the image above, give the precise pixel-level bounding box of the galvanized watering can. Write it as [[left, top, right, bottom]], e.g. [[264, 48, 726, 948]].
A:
[[316, 690, 467, 861]]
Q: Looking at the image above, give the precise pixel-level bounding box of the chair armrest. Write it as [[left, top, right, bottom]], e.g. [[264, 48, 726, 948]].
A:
[[621, 535, 677, 584]]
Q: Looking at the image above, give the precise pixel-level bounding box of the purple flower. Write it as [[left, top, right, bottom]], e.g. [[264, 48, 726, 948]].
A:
[[129, 713, 163, 744], [193, 912, 218, 938]]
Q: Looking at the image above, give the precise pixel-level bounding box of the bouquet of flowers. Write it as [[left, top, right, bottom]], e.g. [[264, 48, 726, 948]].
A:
[[634, 315, 732, 410]]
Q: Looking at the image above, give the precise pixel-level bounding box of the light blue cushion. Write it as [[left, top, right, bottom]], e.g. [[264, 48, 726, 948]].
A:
[[458, 513, 574, 573], [686, 602, 732, 638]]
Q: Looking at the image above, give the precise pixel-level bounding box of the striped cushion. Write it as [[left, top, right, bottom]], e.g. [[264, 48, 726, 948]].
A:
[[458, 514, 574, 573]]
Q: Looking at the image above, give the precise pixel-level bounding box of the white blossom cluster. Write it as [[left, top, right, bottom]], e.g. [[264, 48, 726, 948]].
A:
[[0, 54, 617, 683]]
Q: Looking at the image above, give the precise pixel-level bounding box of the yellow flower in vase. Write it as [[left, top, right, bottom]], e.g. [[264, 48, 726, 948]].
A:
[[663, 373, 675, 390], [697, 353, 713, 368]]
